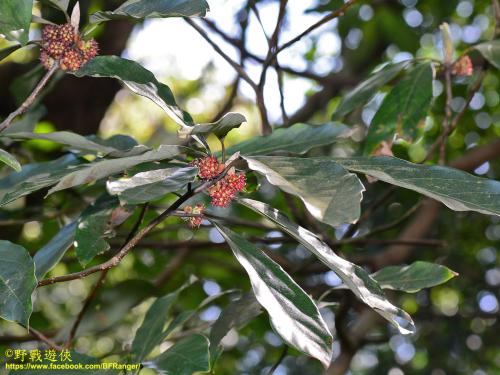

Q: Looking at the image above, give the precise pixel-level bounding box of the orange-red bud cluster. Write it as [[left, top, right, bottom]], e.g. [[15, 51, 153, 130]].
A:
[[191, 156, 225, 180], [452, 55, 473, 76], [207, 171, 246, 207], [40, 23, 99, 72], [183, 203, 205, 228]]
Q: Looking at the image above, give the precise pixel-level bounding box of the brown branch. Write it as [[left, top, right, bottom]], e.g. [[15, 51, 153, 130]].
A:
[[0, 64, 58, 133], [327, 139, 500, 373], [28, 327, 62, 350], [263, 0, 359, 70], [154, 248, 191, 288], [64, 204, 149, 347], [37, 161, 239, 288]]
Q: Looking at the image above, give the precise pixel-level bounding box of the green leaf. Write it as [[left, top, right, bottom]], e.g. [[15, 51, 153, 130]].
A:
[[238, 198, 415, 335], [365, 62, 433, 154], [74, 56, 192, 126], [90, 0, 209, 23], [372, 261, 458, 293], [332, 61, 410, 119], [46, 145, 184, 196], [4, 131, 149, 157], [213, 224, 333, 368], [224, 123, 348, 156], [178, 112, 246, 139], [0, 240, 37, 326], [0, 154, 83, 207], [148, 334, 210, 375], [75, 195, 119, 266], [333, 156, 500, 216], [209, 293, 261, 359], [0, 148, 21, 171], [475, 40, 500, 69], [131, 276, 196, 362], [0, 0, 33, 45], [0, 44, 21, 61], [107, 166, 198, 205], [34, 221, 77, 279], [243, 156, 365, 227]]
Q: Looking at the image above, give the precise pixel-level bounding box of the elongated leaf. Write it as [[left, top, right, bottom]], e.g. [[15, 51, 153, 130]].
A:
[[179, 112, 246, 139], [244, 156, 365, 227], [0, 44, 21, 61], [0, 148, 21, 171], [0, 241, 36, 326], [238, 198, 415, 335], [475, 40, 500, 69], [75, 195, 119, 265], [209, 293, 261, 358], [90, 0, 209, 23], [372, 261, 458, 293], [34, 221, 77, 279], [0, 0, 33, 45], [214, 224, 333, 368], [332, 61, 411, 119], [148, 334, 210, 375], [75, 56, 191, 127], [366, 62, 433, 154], [0, 154, 83, 207], [47, 145, 184, 195], [224, 123, 348, 156], [132, 276, 196, 362], [4, 131, 149, 157], [107, 166, 198, 205], [333, 156, 500, 216]]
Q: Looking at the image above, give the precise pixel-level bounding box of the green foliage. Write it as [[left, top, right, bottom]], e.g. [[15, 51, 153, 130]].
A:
[[365, 62, 433, 154], [0, 1, 499, 373], [244, 156, 365, 227], [90, 0, 210, 24], [0, 0, 33, 45], [372, 261, 458, 293], [213, 224, 333, 368], [0, 241, 36, 326]]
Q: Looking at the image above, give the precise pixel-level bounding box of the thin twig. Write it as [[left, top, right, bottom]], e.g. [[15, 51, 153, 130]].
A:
[[37, 161, 239, 287], [184, 17, 257, 91], [439, 67, 454, 164], [425, 70, 485, 161], [493, 0, 500, 37], [64, 204, 149, 347], [28, 327, 62, 350], [267, 346, 288, 375], [262, 0, 359, 71], [0, 64, 58, 133]]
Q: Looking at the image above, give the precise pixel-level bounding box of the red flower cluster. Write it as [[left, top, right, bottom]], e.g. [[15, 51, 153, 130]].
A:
[[452, 55, 473, 76], [191, 156, 224, 180], [40, 23, 99, 72], [183, 203, 205, 228], [207, 171, 246, 207]]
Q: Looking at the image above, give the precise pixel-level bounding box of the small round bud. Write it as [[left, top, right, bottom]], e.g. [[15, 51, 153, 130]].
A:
[[183, 203, 205, 228], [40, 50, 56, 70], [59, 48, 84, 71], [44, 40, 66, 59], [58, 23, 76, 46], [42, 24, 59, 42], [78, 39, 99, 60], [452, 55, 473, 76]]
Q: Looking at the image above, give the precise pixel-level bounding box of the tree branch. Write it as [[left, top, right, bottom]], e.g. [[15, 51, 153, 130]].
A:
[[0, 64, 58, 133]]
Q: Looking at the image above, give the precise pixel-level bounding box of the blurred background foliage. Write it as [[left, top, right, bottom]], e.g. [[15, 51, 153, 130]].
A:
[[0, 0, 499, 374]]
